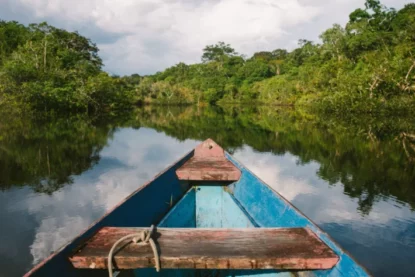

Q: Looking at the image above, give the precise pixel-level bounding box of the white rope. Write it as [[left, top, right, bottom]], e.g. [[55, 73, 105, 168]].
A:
[[108, 225, 160, 277]]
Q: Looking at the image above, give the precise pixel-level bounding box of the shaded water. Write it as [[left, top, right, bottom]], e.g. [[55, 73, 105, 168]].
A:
[[0, 106, 415, 277]]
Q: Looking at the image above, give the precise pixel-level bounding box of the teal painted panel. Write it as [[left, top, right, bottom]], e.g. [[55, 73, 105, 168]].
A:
[[133, 269, 293, 277], [158, 188, 196, 228], [195, 185, 255, 228], [133, 268, 197, 276]]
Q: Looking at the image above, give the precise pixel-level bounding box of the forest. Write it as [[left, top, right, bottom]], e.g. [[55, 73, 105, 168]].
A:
[[0, 22, 140, 113], [0, 0, 414, 114]]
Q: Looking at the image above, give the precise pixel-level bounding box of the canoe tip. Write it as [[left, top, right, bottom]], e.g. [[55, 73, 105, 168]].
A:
[[195, 139, 224, 157], [202, 138, 216, 143]]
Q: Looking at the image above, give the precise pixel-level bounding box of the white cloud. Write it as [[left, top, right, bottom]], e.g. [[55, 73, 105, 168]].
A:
[[234, 151, 317, 201], [2, 0, 411, 74], [30, 215, 91, 264], [95, 0, 321, 74], [27, 165, 145, 264]]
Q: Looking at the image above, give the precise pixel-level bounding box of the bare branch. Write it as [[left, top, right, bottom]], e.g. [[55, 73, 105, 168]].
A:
[[405, 60, 415, 83]]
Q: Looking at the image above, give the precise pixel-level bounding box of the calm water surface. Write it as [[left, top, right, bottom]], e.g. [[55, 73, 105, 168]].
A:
[[0, 106, 415, 277]]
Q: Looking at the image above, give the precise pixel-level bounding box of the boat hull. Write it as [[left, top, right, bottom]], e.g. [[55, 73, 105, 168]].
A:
[[24, 142, 370, 277]]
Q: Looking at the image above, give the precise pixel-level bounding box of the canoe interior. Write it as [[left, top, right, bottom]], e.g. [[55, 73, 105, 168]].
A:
[[158, 185, 257, 228], [24, 148, 369, 277]]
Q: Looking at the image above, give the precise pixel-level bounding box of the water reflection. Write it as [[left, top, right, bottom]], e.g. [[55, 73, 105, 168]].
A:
[[138, 105, 415, 214], [0, 106, 415, 276]]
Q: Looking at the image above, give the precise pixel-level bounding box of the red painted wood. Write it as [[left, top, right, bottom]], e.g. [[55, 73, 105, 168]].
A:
[[194, 138, 225, 158], [176, 158, 241, 181], [69, 227, 339, 270], [176, 139, 241, 181]]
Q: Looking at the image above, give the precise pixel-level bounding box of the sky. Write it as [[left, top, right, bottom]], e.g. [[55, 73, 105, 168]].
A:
[[0, 0, 411, 75]]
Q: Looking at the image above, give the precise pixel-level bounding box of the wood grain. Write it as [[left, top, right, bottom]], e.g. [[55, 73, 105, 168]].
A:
[[176, 139, 241, 181], [69, 227, 339, 270], [176, 157, 241, 181]]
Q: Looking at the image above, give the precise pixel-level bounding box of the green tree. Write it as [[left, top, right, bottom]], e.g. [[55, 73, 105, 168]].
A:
[[320, 24, 346, 61], [0, 21, 29, 65], [0, 21, 134, 113], [202, 42, 238, 63]]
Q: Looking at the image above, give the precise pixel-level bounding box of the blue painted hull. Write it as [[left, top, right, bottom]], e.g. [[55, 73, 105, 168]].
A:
[[25, 147, 370, 277]]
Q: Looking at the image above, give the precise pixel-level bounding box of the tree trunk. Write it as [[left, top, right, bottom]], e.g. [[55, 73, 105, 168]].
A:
[[369, 77, 379, 98], [405, 60, 415, 83], [43, 37, 48, 73]]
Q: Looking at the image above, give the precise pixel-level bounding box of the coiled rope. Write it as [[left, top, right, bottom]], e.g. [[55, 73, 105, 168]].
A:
[[108, 225, 160, 277]]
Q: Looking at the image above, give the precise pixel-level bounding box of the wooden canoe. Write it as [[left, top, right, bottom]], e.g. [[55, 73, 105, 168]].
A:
[[24, 139, 370, 277]]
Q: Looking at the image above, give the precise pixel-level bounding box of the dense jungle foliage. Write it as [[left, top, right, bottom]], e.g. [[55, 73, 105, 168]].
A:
[[0, 22, 140, 113], [0, 0, 414, 114]]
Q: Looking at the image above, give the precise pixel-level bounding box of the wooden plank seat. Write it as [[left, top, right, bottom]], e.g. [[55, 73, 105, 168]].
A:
[[176, 139, 241, 181], [69, 227, 339, 270], [176, 157, 241, 181]]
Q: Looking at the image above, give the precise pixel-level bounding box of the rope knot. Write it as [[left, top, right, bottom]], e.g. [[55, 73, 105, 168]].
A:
[[108, 225, 160, 277], [133, 229, 152, 244]]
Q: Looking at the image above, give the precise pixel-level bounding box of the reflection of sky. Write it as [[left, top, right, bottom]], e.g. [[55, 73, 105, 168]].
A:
[[1, 128, 415, 277]]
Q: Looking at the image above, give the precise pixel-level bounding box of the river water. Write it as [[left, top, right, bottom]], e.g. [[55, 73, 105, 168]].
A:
[[0, 106, 414, 276]]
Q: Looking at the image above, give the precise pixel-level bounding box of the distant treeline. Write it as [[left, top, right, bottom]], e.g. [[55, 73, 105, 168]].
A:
[[1, 0, 415, 114], [139, 0, 415, 114]]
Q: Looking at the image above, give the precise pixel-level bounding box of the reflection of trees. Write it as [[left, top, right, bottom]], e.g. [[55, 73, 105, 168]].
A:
[[0, 112, 138, 194], [401, 132, 415, 162], [1, 105, 414, 214], [137, 105, 415, 215]]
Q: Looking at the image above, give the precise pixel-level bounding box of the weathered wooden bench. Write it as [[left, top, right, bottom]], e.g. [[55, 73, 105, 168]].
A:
[[69, 227, 339, 270]]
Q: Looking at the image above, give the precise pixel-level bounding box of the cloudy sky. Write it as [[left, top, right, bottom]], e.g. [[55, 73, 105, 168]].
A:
[[0, 0, 411, 75]]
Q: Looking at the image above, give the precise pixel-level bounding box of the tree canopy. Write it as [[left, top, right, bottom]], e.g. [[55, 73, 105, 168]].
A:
[[1, 0, 415, 114], [202, 42, 239, 63], [0, 21, 138, 113]]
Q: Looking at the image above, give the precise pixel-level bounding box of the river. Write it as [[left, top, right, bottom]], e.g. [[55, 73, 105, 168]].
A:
[[0, 105, 414, 276]]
